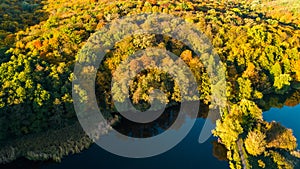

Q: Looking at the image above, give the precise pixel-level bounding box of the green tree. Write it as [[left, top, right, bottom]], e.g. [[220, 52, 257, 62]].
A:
[[273, 74, 292, 93], [237, 77, 252, 100], [213, 115, 243, 149]]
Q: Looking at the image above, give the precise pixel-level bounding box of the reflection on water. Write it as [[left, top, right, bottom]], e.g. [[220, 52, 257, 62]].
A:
[[0, 103, 228, 169], [112, 106, 179, 138], [40, 118, 228, 169], [264, 104, 300, 145], [112, 102, 209, 138], [2, 101, 300, 169]]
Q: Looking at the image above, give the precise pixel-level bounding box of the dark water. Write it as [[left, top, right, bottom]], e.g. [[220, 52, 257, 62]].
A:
[[263, 104, 300, 145], [40, 117, 228, 169], [3, 104, 300, 169]]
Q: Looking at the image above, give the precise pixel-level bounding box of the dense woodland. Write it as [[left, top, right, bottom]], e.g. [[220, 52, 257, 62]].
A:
[[1, 0, 300, 168]]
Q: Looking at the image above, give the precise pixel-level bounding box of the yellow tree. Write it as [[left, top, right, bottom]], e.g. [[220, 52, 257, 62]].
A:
[[245, 130, 267, 156]]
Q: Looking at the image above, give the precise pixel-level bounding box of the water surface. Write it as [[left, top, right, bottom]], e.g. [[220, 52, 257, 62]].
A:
[[42, 118, 228, 169]]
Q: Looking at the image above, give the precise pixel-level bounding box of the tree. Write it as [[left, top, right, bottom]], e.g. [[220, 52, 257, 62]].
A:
[[242, 62, 256, 78], [270, 62, 282, 77], [266, 122, 297, 151], [245, 130, 267, 156], [237, 77, 252, 100], [291, 60, 300, 81], [229, 100, 263, 132], [273, 74, 292, 94], [213, 115, 243, 150]]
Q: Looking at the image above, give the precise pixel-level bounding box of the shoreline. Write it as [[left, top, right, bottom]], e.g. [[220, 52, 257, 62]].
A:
[[0, 122, 92, 165]]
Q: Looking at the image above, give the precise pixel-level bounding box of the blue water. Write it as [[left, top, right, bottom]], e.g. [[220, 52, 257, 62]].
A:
[[263, 104, 300, 144], [4, 105, 300, 169], [42, 118, 228, 169]]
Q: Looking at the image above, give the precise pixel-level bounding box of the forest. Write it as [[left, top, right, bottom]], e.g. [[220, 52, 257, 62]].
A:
[[0, 0, 300, 168]]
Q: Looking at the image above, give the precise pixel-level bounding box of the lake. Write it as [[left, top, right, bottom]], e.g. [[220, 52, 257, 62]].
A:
[[0, 111, 228, 169], [41, 117, 228, 169], [3, 104, 300, 169]]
